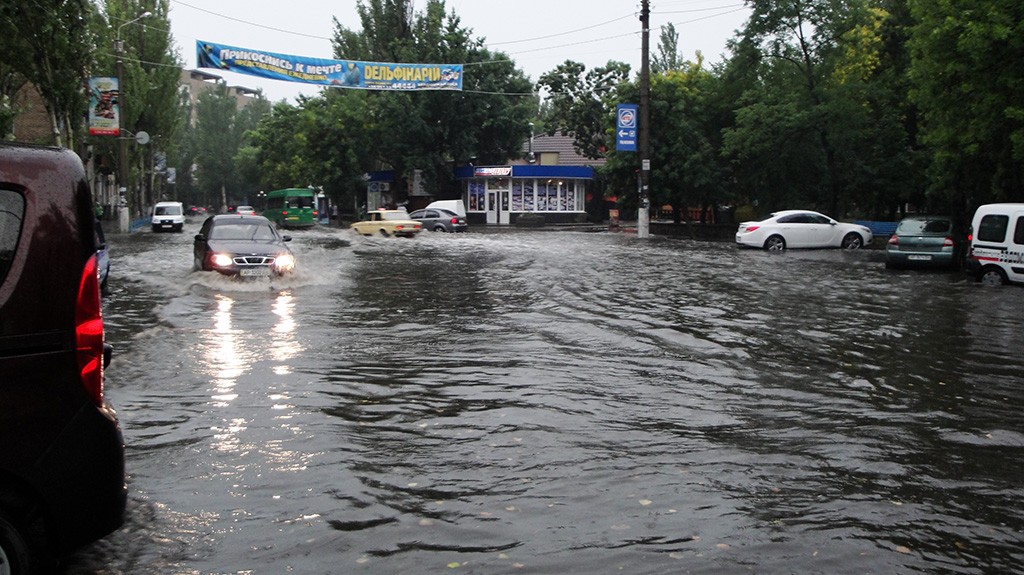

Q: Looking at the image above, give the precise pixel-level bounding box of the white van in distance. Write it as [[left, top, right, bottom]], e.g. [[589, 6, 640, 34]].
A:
[[151, 201, 185, 233], [966, 203, 1024, 285]]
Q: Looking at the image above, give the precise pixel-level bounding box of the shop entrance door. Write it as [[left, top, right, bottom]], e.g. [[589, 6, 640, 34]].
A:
[[486, 180, 511, 225]]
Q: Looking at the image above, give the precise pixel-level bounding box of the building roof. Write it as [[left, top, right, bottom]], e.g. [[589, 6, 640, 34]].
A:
[[517, 131, 606, 167]]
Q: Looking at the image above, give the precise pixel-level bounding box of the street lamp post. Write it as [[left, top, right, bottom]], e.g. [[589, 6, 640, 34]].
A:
[[528, 122, 536, 164], [115, 11, 151, 223]]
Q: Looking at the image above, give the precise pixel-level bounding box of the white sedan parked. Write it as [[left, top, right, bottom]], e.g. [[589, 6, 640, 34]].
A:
[[736, 210, 873, 251]]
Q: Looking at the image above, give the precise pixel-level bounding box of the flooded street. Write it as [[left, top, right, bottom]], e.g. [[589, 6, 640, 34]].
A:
[[64, 222, 1024, 574]]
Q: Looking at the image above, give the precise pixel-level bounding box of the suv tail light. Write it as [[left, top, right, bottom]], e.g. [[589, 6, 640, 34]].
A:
[[888, 235, 899, 246], [76, 254, 105, 406]]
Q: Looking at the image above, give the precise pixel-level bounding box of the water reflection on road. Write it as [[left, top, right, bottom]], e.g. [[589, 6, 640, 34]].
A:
[[64, 222, 1024, 574]]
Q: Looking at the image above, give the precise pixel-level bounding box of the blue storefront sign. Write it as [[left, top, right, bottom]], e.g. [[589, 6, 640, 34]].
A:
[[616, 104, 638, 152]]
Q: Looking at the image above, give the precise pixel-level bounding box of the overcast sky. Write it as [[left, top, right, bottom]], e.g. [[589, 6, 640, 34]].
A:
[[164, 0, 751, 103]]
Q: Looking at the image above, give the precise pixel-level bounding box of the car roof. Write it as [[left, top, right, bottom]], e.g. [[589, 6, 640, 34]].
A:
[[210, 214, 272, 224], [770, 209, 822, 217]]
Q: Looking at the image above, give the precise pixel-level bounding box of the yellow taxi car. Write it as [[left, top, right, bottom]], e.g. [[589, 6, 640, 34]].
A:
[[350, 210, 423, 238]]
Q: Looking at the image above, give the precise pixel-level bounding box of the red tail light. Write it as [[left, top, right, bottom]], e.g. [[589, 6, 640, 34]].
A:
[[888, 235, 899, 245], [450, 217, 458, 224], [943, 236, 954, 247], [744, 225, 759, 232], [313, 210, 318, 216], [76, 254, 105, 406], [282, 210, 289, 215]]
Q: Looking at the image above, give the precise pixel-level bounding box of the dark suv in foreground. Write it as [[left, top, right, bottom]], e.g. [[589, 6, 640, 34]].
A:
[[0, 144, 126, 573]]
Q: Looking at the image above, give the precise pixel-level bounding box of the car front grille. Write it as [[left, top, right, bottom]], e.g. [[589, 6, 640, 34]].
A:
[[233, 255, 274, 266]]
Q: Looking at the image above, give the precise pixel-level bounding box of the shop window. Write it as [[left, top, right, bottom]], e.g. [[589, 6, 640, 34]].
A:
[[512, 182, 524, 211], [467, 180, 485, 211]]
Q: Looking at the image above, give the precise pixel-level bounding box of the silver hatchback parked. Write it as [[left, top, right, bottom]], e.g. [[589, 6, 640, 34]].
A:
[[409, 208, 469, 232], [884, 215, 955, 269]]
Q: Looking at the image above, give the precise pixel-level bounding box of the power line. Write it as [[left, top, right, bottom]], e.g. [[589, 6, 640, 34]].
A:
[[168, 0, 745, 69], [171, 0, 330, 41]]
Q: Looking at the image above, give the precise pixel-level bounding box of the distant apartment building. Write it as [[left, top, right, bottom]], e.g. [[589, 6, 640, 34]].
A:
[[179, 69, 259, 124]]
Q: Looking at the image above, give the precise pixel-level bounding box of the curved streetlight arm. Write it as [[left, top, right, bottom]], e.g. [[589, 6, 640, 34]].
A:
[[116, 11, 152, 48]]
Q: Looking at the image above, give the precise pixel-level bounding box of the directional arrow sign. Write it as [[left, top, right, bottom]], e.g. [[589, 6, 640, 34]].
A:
[[616, 104, 638, 152]]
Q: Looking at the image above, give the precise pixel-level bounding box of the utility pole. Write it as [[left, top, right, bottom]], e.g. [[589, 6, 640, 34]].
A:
[[115, 11, 151, 222], [638, 0, 651, 238]]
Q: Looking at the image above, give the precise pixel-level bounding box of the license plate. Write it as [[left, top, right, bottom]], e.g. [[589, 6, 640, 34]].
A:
[[908, 255, 932, 261], [239, 268, 270, 277]]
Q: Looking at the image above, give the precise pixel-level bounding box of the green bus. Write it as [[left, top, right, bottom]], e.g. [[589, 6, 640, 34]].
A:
[[263, 188, 317, 228]]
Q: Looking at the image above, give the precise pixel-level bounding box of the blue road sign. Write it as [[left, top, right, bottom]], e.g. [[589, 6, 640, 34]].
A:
[[616, 104, 638, 152]]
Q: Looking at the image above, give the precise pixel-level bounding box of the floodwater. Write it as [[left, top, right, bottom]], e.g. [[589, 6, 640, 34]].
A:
[[63, 221, 1024, 574]]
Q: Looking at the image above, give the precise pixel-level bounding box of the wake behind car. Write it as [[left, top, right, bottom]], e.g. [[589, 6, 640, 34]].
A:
[[736, 210, 872, 251], [193, 214, 296, 277], [0, 143, 126, 572], [350, 209, 422, 237]]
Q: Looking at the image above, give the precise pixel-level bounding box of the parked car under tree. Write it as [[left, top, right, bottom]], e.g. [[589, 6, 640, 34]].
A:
[[884, 215, 956, 269], [735, 210, 873, 251]]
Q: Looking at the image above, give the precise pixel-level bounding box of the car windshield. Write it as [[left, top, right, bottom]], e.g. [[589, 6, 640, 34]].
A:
[[898, 218, 951, 234], [209, 222, 277, 241], [155, 205, 182, 215]]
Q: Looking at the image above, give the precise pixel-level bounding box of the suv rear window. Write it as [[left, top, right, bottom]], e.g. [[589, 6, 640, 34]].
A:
[[0, 188, 25, 284], [977, 214, 1008, 243]]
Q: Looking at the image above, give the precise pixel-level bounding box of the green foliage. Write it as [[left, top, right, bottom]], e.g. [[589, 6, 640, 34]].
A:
[[319, 0, 535, 200], [603, 60, 731, 220], [652, 23, 685, 74], [0, 0, 94, 147], [538, 60, 631, 159], [191, 86, 270, 208], [908, 0, 1024, 205]]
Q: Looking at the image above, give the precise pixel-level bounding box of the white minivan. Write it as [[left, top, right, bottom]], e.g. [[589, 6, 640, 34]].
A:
[[151, 201, 185, 233], [966, 203, 1024, 286]]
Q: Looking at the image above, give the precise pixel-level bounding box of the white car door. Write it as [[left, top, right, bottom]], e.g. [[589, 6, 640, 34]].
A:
[[1009, 209, 1024, 284], [779, 213, 827, 247], [804, 213, 840, 247]]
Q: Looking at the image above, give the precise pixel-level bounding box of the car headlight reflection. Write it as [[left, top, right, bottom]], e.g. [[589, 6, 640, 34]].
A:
[[274, 253, 296, 272], [211, 253, 234, 268]]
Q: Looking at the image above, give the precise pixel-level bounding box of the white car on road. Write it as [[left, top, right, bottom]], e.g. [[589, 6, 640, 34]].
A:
[[736, 210, 873, 251]]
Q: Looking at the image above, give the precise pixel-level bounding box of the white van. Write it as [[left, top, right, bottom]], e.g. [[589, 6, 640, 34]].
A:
[[151, 201, 185, 233], [966, 203, 1024, 285], [426, 199, 467, 218]]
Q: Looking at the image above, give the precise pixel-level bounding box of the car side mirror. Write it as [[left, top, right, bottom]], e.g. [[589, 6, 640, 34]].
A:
[[282, 235, 292, 242], [194, 234, 205, 241]]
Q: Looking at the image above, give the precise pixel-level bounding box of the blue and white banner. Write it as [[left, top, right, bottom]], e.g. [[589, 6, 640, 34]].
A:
[[196, 40, 462, 91]]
